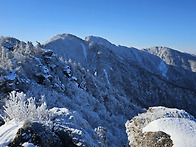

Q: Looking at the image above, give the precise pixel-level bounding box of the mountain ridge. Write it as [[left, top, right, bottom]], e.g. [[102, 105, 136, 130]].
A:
[[43, 34, 196, 90]]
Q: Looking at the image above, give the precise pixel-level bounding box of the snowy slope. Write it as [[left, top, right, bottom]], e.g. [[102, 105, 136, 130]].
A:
[[143, 46, 196, 89], [158, 60, 168, 77], [0, 120, 23, 146], [85, 36, 160, 71], [43, 34, 88, 66]]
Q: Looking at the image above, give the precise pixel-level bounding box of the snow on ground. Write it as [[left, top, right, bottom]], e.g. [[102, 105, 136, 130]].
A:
[[22, 142, 38, 147], [158, 60, 168, 77], [81, 43, 87, 60], [103, 69, 110, 86], [132, 49, 141, 63], [143, 118, 196, 147], [0, 120, 23, 146]]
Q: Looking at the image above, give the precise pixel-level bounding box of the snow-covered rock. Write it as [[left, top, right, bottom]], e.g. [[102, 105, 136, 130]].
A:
[[22, 142, 38, 147], [9, 120, 62, 147], [125, 106, 196, 147], [143, 118, 196, 147], [49, 107, 104, 147]]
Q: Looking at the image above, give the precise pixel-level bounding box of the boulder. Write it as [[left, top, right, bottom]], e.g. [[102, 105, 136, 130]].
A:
[[125, 106, 195, 147], [141, 131, 173, 147], [9, 120, 62, 147]]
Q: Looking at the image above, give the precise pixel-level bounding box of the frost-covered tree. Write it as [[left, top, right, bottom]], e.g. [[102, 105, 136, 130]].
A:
[[25, 41, 34, 55], [0, 46, 14, 70], [2, 91, 48, 122], [13, 41, 26, 55]]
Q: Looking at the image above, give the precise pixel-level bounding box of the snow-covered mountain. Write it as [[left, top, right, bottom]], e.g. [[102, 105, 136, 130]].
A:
[[0, 34, 195, 146], [86, 36, 196, 90], [143, 46, 196, 72], [43, 34, 196, 116], [143, 46, 196, 89]]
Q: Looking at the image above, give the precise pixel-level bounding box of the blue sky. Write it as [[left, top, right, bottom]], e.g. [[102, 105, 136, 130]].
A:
[[0, 0, 195, 53]]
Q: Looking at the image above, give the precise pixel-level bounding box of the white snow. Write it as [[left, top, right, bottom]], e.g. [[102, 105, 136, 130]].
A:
[[22, 142, 38, 147], [132, 49, 141, 63], [103, 69, 110, 86], [189, 60, 196, 72], [85, 36, 114, 50], [158, 60, 168, 77], [81, 43, 87, 60], [143, 118, 196, 147], [0, 120, 23, 146]]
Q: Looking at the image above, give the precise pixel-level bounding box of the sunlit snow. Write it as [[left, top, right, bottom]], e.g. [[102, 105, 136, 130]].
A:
[[103, 69, 110, 86], [0, 120, 23, 146], [22, 142, 38, 147], [158, 60, 168, 77], [143, 118, 196, 147], [81, 43, 87, 60]]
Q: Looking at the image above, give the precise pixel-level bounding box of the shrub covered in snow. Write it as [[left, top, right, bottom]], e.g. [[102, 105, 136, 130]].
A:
[[2, 91, 48, 122]]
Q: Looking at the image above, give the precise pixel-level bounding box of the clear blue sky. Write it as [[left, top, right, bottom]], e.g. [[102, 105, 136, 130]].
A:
[[0, 0, 195, 54]]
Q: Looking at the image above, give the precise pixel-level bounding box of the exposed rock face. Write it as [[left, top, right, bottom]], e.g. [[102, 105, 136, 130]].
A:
[[54, 127, 77, 147], [9, 120, 62, 147], [50, 107, 104, 147], [141, 131, 173, 147], [125, 106, 195, 147], [8, 107, 104, 147]]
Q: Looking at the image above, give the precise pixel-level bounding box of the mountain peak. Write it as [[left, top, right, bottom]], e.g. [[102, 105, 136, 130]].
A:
[[43, 33, 83, 45], [85, 36, 115, 49]]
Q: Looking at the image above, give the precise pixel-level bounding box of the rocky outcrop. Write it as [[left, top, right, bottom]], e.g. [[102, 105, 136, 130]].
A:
[[9, 120, 62, 147], [125, 106, 196, 147], [50, 107, 104, 147], [141, 131, 173, 147], [53, 127, 77, 147], [8, 107, 105, 147]]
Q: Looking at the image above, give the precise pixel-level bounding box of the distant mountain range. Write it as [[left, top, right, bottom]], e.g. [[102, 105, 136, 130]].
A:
[[0, 34, 195, 146]]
